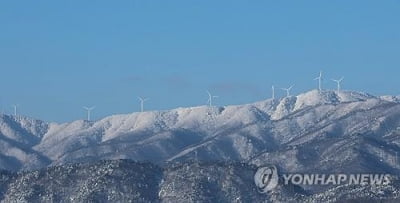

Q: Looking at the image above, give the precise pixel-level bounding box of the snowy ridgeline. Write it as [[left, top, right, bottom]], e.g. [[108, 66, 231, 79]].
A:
[[1, 89, 400, 177], [1, 160, 399, 202]]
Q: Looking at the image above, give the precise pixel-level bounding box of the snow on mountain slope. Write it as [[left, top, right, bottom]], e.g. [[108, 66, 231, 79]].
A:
[[0, 115, 50, 171], [0, 115, 47, 145], [381, 95, 400, 103], [271, 90, 375, 120], [0, 89, 400, 174]]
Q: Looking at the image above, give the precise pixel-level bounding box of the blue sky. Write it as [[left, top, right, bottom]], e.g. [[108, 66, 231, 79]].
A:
[[0, 1, 399, 122]]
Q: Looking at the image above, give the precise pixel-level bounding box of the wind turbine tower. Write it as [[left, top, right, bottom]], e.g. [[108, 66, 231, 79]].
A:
[[83, 106, 95, 121], [272, 85, 275, 100], [332, 77, 344, 93], [206, 90, 218, 107], [138, 97, 149, 112], [314, 71, 323, 92], [12, 104, 18, 116], [281, 85, 294, 97]]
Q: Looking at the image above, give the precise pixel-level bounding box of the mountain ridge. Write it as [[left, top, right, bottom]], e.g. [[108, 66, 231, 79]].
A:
[[0, 89, 400, 173]]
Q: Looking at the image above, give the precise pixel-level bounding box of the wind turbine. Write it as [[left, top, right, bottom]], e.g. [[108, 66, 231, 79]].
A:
[[83, 106, 95, 121], [272, 85, 275, 100], [281, 85, 294, 97], [138, 97, 149, 112], [332, 77, 344, 93], [314, 71, 323, 92], [12, 104, 18, 116], [206, 90, 218, 107]]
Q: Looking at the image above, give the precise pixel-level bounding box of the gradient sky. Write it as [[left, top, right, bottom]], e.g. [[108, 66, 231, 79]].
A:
[[0, 0, 399, 122]]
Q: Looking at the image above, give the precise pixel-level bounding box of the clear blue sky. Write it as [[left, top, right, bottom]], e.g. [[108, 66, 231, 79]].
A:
[[0, 1, 399, 122]]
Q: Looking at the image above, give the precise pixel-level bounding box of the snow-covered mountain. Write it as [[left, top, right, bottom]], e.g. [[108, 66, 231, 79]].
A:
[[2, 89, 400, 201], [1, 89, 400, 176]]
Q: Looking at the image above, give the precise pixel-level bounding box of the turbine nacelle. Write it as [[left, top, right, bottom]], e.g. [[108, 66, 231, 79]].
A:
[[83, 106, 95, 111], [138, 97, 149, 102]]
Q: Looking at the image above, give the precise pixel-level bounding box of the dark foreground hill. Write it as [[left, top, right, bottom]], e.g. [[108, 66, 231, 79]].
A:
[[1, 160, 400, 203]]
